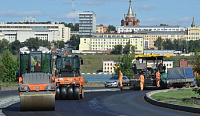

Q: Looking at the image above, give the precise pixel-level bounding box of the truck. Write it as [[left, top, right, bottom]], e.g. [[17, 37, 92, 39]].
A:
[[131, 55, 169, 89], [55, 53, 84, 100], [164, 67, 196, 88], [16, 46, 56, 111]]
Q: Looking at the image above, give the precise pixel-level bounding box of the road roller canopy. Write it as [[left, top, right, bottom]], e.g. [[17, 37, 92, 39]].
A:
[[135, 55, 170, 59], [19, 47, 52, 77], [56, 55, 81, 77]]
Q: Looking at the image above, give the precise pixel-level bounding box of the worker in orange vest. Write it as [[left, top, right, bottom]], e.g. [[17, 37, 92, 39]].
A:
[[156, 70, 161, 87], [139, 72, 144, 91], [119, 70, 123, 87]]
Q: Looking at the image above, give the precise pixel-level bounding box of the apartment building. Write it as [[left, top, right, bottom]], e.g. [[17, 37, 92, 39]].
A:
[[0, 22, 70, 42], [117, 26, 185, 33], [96, 25, 107, 33], [79, 11, 96, 37], [79, 36, 144, 54], [93, 31, 185, 49]]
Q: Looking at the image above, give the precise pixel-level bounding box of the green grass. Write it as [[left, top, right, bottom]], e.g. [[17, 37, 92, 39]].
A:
[[164, 56, 195, 67], [79, 54, 121, 73], [1, 82, 18, 87], [151, 89, 200, 108]]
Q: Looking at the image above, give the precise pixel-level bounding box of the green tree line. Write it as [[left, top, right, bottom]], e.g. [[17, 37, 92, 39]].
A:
[[154, 37, 200, 53]]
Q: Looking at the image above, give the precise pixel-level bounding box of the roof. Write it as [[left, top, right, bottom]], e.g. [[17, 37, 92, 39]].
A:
[[135, 55, 170, 58]]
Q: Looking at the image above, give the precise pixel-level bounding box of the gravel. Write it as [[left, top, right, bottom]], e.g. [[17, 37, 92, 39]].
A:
[[0, 94, 19, 116]]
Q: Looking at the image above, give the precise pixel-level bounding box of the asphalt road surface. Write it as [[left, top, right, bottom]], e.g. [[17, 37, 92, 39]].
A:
[[2, 89, 200, 116]]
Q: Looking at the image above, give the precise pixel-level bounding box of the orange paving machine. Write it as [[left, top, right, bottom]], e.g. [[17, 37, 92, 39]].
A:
[[16, 47, 56, 111], [55, 53, 84, 100]]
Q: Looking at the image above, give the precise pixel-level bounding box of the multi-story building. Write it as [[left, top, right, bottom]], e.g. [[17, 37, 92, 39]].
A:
[[79, 11, 96, 37], [0, 22, 70, 42], [103, 60, 119, 73], [117, 26, 186, 33], [186, 26, 200, 41], [79, 36, 144, 54], [96, 25, 107, 33], [163, 61, 174, 72], [93, 31, 185, 49]]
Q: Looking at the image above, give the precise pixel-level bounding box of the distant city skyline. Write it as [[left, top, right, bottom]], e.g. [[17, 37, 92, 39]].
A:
[[0, 0, 200, 27]]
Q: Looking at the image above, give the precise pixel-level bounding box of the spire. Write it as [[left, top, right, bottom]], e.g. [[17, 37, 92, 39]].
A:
[[191, 17, 195, 27], [127, 0, 134, 17]]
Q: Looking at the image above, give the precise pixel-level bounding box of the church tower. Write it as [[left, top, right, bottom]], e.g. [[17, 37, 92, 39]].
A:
[[191, 17, 195, 27], [121, 0, 140, 26]]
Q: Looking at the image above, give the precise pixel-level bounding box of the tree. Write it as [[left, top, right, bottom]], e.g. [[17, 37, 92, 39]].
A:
[[123, 43, 135, 55], [9, 40, 21, 55], [192, 49, 200, 94], [24, 38, 51, 49], [107, 25, 116, 32], [52, 40, 65, 49], [0, 39, 10, 54], [115, 55, 135, 79], [70, 35, 80, 50], [111, 45, 122, 55], [154, 37, 163, 50], [0, 50, 18, 82], [163, 39, 173, 50]]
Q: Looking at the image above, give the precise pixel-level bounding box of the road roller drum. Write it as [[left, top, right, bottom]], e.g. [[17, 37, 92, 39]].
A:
[[20, 93, 55, 111]]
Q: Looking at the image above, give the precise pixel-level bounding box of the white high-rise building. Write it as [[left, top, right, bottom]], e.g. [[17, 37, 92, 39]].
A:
[[0, 22, 71, 42], [79, 11, 96, 37]]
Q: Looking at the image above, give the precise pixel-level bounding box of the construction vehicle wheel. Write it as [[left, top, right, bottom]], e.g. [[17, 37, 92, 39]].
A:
[[55, 87, 60, 100], [80, 87, 84, 99], [60, 86, 67, 100], [67, 87, 73, 100], [73, 86, 80, 100]]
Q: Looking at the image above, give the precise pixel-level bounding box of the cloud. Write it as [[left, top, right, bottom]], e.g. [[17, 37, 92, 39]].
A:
[[135, 5, 155, 11], [50, 11, 80, 21], [0, 10, 43, 17]]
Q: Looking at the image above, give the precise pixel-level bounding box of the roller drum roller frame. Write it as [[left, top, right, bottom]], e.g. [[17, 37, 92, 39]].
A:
[[55, 87, 60, 100], [67, 87, 73, 100], [20, 94, 55, 111], [73, 86, 80, 100], [60, 86, 67, 100]]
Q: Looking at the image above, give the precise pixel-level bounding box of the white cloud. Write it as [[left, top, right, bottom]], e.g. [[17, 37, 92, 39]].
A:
[[50, 11, 80, 21], [135, 5, 155, 11], [0, 10, 42, 17]]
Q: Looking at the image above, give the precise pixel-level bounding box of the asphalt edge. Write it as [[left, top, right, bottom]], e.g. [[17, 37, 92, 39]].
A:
[[145, 89, 200, 114], [0, 95, 20, 116]]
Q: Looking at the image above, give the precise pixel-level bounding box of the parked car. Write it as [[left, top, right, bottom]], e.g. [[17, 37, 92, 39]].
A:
[[104, 76, 130, 87]]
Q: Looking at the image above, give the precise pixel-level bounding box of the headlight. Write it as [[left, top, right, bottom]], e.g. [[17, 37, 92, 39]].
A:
[[19, 85, 30, 92], [114, 81, 117, 84], [45, 84, 56, 90]]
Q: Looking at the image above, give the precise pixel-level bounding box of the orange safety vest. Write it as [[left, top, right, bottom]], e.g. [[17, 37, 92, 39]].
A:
[[156, 72, 161, 80], [140, 75, 144, 83]]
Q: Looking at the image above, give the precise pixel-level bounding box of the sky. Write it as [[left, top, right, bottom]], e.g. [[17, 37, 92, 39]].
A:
[[0, 0, 200, 27]]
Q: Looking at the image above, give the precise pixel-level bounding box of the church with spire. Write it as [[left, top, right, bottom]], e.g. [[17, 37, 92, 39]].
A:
[[121, 0, 140, 26]]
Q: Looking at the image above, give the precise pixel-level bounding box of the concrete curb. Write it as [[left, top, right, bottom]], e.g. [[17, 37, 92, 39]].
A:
[[145, 89, 200, 114]]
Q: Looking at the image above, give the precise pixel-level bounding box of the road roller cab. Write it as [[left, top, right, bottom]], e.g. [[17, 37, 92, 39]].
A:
[[17, 46, 56, 111], [55, 54, 84, 100]]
